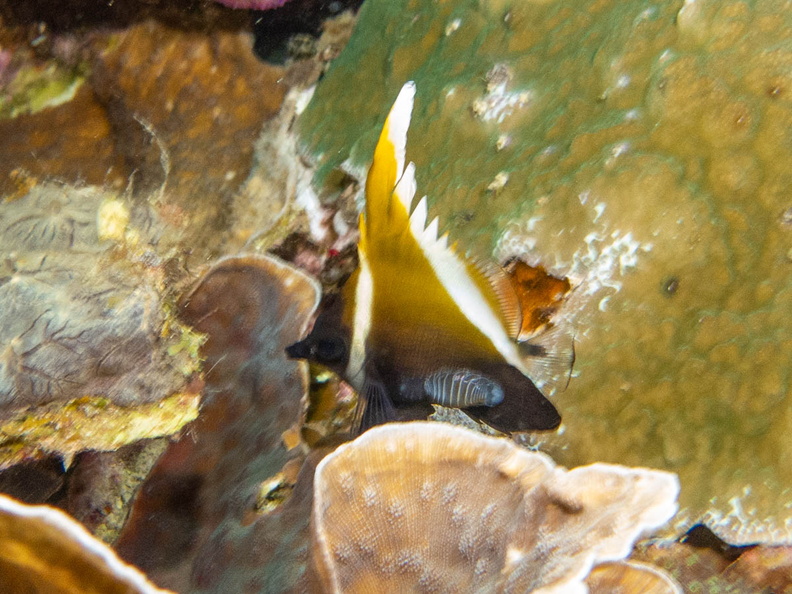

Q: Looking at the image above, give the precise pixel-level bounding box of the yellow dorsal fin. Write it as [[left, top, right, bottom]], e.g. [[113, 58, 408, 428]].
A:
[[363, 81, 416, 240], [360, 82, 530, 377]]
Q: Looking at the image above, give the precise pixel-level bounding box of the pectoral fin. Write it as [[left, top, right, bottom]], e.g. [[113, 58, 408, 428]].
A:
[[353, 374, 397, 434]]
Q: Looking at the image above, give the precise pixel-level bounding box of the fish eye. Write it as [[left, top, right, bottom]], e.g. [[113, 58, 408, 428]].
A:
[[314, 337, 346, 363]]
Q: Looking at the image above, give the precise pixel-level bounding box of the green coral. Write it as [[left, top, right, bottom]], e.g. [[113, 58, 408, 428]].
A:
[[299, 0, 792, 544]]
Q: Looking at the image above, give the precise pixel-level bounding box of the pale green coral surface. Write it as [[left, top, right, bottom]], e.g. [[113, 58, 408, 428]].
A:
[[299, 0, 792, 544]]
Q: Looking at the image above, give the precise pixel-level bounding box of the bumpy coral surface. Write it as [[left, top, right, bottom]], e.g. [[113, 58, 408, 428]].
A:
[[311, 422, 679, 593], [298, 0, 792, 544]]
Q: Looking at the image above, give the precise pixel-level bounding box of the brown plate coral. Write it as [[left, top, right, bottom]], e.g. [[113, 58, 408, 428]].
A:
[[116, 254, 321, 592]]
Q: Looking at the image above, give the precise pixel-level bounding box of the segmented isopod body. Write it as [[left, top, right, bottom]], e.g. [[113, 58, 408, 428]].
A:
[[423, 369, 505, 407]]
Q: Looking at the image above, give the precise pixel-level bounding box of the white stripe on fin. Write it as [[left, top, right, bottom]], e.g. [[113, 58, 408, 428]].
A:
[[410, 196, 428, 236], [424, 216, 439, 241], [387, 81, 416, 181], [420, 238, 527, 374], [347, 251, 374, 391], [394, 162, 416, 213]]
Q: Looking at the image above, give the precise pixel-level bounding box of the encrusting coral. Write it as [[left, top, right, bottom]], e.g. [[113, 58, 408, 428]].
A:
[[298, 0, 792, 545], [310, 422, 680, 593], [0, 182, 202, 469], [0, 493, 171, 594], [90, 21, 287, 255]]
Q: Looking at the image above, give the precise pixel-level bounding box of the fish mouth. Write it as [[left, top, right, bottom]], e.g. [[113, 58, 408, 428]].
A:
[[285, 340, 309, 360]]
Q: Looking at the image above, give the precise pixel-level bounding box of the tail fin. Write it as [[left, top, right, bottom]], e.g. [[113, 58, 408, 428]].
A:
[[518, 324, 576, 396]]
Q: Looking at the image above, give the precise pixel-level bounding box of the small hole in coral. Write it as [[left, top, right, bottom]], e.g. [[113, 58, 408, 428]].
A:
[[661, 276, 679, 297], [680, 524, 755, 562], [767, 85, 783, 99]]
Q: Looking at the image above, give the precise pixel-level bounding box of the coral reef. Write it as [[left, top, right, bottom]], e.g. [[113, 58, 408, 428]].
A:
[[0, 457, 65, 503], [0, 19, 288, 259], [310, 421, 679, 593], [116, 255, 320, 592], [0, 9, 352, 568], [3, 0, 792, 588], [634, 535, 792, 593], [90, 22, 286, 245], [66, 439, 170, 544], [0, 493, 171, 593], [0, 182, 202, 468], [0, 394, 198, 470], [0, 54, 84, 120], [0, 85, 127, 196], [505, 259, 571, 340], [297, 0, 792, 545]]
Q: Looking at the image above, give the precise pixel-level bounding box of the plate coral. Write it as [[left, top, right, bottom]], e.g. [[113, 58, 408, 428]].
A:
[[311, 421, 679, 593], [0, 493, 171, 593]]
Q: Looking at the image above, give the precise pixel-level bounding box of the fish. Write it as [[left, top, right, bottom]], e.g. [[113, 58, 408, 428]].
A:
[[286, 81, 573, 434]]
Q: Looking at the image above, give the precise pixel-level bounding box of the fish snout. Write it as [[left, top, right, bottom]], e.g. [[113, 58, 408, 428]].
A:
[[285, 339, 311, 360]]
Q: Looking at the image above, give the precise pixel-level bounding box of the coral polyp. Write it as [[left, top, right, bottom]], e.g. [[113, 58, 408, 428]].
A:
[[1, 185, 102, 252]]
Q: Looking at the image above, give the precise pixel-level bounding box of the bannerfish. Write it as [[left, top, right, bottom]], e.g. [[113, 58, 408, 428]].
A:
[[286, 81, 573, 434]]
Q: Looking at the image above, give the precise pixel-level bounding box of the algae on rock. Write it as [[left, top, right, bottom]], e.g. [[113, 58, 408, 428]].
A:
[[298, 0, 792, 544]]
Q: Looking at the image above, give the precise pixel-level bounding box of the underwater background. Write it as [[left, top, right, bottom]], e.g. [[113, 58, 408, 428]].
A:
[[0, 0, 790, 592]]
